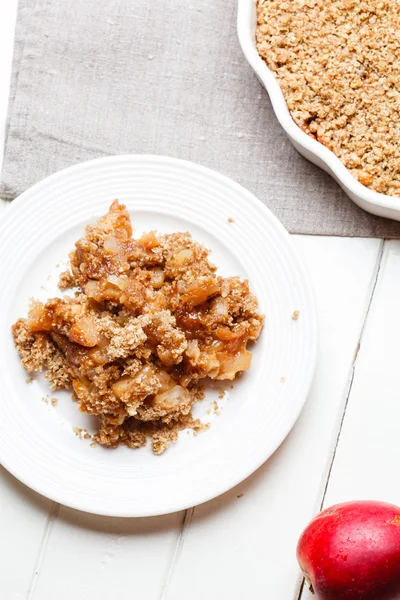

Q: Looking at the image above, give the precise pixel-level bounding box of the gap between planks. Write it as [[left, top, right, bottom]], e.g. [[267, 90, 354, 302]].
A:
[[159, 508, 194, 600], [296, 238, 386, 600], [26, 502, 60, 600]]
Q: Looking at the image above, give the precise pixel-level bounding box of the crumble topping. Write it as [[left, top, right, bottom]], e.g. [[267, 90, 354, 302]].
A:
[[256, 0, 400, 196]]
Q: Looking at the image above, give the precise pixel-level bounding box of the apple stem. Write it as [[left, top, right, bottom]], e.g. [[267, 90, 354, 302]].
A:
[[304, 576, 315, 595]]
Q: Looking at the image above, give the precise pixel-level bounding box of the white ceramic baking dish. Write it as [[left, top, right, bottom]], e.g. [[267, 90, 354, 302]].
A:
[[237, 0, 400, 221]]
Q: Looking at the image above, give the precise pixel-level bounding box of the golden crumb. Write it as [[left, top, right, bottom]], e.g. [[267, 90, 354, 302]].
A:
[[50, 397, 58, 406], [58, 270, 76, 289], [26, 376, 33, 384], [42, 396, 48, 404], [193, 424, 210, 436], [12, 201, 263, 454], [151, 428, 179, 454], [218, 389, 226, 399], [256, 0, 400, 195], [212, 400, 220, 416], [73, 426, 91, 440], [228, 217, 235, 223], [292, 310, 300, 321], [187, 415, 210, 436], [280, 376, 286, 383]]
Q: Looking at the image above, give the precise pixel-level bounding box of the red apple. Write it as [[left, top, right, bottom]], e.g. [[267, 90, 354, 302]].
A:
[[297, 501, 400, 600]]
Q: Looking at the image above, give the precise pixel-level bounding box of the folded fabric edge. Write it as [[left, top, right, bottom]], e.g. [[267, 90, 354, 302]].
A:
[[1, 0, 38, 197]]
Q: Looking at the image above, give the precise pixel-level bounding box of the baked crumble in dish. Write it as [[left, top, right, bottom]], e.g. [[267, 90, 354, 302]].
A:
[[256, 0, 400, 196], [12, 201, 264, 454]]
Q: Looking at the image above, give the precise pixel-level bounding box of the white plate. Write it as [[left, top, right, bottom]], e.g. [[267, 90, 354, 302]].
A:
[[237, 0, 400, 221], [0, 155, 317, 517]]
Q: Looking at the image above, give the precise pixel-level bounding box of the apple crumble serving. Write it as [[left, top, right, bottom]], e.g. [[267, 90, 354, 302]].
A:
[[256, 0, 400, 196], [12, 201, 263, 454]]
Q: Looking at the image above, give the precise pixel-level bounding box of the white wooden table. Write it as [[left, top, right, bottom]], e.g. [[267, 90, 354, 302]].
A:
[[1, 3, 398, 599]]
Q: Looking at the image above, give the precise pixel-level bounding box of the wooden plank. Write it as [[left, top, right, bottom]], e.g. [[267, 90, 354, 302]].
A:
[[0, 469, 53, 600], [163, 236, 383, 600], [0, 145, 49, 600], [31, 508, 184, 600], [0, 4, 52, 598], [301, 239, 400, 599], [0, 193, 52, 598]]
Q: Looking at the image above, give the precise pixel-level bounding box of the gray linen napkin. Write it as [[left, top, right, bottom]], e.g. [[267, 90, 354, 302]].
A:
[[2, 0, 400, 237]]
